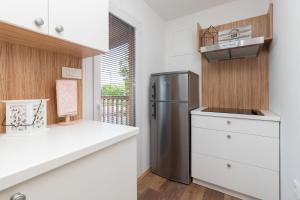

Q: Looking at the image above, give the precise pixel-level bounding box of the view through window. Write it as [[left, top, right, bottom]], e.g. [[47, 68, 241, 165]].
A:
[[100, 14, 136, 126]]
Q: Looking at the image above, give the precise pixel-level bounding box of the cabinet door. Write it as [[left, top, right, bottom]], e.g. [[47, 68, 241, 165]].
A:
[[0, 0, 48, 34], [49, 0, 109, 51]]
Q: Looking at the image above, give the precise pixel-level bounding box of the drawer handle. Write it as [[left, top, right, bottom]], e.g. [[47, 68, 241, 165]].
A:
[[10, 193, 26, 200], [34, 18, 44, 26], [227, 135, 231, 139], [227, 120, 231, 125], [55, 25, 64, 33], [227, 163, 232, 168]]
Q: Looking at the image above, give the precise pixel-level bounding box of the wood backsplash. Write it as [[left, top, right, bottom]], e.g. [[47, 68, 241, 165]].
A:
[[200, 6, 272, 110], [0, 42, 82, 133], [201, 47, 269, 110]]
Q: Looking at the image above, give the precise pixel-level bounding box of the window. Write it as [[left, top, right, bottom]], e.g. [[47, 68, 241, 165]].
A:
[[100, 14, 136, 126]]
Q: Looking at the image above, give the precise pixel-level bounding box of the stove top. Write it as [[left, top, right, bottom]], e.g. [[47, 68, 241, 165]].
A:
[[202, 107, 264, 116]]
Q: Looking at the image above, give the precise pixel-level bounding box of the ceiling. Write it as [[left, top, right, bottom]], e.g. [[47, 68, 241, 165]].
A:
[[144, 0, 236, 20]]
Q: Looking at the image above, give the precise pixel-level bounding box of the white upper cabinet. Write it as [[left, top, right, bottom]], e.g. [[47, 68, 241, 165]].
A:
[[0, 0, 108, 53], [0, 0, 49, 34], [49, 0, 109, 51]]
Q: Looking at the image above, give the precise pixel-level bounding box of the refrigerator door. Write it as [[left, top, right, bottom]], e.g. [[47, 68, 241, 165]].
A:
[[150, 100, 158, 173], [156, 73, 189, 102], [154, 101, 190, 184]]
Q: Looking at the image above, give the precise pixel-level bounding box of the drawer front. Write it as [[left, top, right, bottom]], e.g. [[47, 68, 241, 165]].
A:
[[192, 154, 279, 200], [192, 127, 279, 171], [192, 115, 279, 138]]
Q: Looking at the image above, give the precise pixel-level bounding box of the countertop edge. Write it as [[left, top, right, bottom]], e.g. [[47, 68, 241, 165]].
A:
[[191, 107, 281, 122], [0, 127, 139, 192]]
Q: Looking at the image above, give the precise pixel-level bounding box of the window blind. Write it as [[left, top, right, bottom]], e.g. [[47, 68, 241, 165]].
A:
[[100, 14, 136, 126]]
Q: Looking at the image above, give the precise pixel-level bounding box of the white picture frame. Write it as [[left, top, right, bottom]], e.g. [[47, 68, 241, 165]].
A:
[[1, 99, 49, 134]]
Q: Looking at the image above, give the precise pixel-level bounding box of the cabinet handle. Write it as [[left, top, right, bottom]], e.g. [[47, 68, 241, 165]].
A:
[[55, 25, 64, 33], [226, 120, 231, 125], [34, 18, 44, 26], [227, 163, 232, 168], [10, 193, 26, 200], [227, 135, 231, 139]]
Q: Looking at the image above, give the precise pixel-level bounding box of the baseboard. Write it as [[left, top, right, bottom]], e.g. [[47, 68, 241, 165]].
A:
[[193, 178, 259, 200], [138, 169, 151, 182]]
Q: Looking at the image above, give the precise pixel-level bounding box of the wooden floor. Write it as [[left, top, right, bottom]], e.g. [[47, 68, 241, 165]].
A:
[[138, 173, 241, 200]]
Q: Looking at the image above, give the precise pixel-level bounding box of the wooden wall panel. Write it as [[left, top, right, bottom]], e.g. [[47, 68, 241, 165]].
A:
[[0, 42, 82, 133], [202, 47, 269, 110], [201, 11, 271, 110]]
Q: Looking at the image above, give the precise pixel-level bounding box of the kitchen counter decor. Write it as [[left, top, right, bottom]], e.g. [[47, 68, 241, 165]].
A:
[[56, 80, 78, 125], [1, 99, 48, 134]]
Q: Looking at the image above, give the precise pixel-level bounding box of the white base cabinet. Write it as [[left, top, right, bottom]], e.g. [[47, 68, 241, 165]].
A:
[[191, 113, 280, 200], [0, 137, 137, 200]]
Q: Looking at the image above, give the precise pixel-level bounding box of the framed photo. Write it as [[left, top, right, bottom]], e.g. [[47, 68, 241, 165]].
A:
[[56, 80, 78, 118]]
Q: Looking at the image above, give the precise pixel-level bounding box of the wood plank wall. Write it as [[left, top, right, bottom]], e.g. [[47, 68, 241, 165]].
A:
[[0, 42, 82, 133], [200, 6, 272, 110]]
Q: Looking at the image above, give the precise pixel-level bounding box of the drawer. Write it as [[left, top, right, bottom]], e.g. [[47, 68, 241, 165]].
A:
[[192, 154, 279, 200], [192, 115, 279, 138], [192, 127, 279, 171]]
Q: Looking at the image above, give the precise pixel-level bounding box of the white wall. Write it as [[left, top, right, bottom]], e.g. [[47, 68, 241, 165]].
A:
[[165, 0, 270, 79], [270, 0, 300, 199], [83, 58, 94, 120], [83, 56, 102, 121], [84, 0, 165, 176]]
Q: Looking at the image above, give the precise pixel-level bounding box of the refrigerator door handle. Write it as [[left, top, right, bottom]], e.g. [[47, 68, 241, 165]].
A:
[[151, 103, 156, 119], [151, 83, 156, 100]]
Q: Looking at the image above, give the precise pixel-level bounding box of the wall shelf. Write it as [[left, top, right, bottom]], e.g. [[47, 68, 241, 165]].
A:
[[200, 37, 265, 61], [198, 4, 273, 62], [0, 21, 104, 58]]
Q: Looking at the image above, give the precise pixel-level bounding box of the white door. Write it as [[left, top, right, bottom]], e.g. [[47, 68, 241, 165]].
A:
[[49, 0, 109, 51], [0, 0, 48, 34]]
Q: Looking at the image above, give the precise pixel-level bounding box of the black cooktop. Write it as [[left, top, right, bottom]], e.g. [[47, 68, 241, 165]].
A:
[[202, 107, 264, 116]]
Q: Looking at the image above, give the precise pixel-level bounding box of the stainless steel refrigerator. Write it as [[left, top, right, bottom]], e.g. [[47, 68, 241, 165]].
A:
[[150, 71, 199, 184]]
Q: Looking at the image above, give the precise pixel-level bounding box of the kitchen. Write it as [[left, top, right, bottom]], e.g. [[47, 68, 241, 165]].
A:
[[0, 0, 299, 200]]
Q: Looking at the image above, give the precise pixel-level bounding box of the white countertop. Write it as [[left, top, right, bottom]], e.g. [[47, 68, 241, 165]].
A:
[[191, 107, 280, 122], [0, 120, 139, 192]]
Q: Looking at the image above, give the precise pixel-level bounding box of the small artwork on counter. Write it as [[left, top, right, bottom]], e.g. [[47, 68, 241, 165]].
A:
[[1, 99, 49, 134], [56, 80, 78, 125]]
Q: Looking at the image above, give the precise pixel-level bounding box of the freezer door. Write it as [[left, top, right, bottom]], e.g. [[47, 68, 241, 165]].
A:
[[154, 101, 190, 184], [157, 74, 189, 102]]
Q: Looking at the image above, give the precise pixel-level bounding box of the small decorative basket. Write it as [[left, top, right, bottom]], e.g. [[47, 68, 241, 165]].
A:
[[1, 99, 49, 134]]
